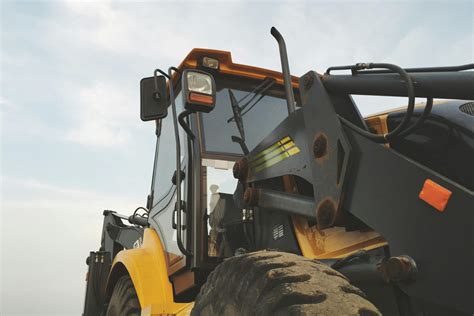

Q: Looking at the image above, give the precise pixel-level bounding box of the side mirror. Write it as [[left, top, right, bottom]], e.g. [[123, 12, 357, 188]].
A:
[[140, 76, 168, 121], [182, 69, 216, 113]]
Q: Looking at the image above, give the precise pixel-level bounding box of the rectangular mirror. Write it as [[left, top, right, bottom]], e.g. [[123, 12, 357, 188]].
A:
[[140, 76, 168, 121]]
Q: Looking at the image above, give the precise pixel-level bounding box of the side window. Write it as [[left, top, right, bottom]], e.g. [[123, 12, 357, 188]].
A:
[[152, 114, 177, 207], [151, 92, 185, 208]]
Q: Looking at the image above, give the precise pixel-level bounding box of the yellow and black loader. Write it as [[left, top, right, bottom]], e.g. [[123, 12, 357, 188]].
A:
[[83, 27, 474, 316]]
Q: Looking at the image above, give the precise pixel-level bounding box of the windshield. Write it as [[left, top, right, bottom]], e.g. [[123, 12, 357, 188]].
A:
[[200, 74, 293, 156]]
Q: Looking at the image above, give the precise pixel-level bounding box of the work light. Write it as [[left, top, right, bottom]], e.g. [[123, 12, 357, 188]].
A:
[[187, 72, 213, 94], [202, 57, 219, 70], [182, 69, 216, 113]]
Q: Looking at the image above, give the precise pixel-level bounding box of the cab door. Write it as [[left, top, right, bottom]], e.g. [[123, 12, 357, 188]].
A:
[[148, 92, 188, 273]]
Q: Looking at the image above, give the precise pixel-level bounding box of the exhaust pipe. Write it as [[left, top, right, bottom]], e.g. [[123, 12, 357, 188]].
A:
[[271, 27, 296, 114]]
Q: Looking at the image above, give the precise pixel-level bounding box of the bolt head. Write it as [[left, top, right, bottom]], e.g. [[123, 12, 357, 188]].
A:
[[316, 198, 337, 229], [313, 134, 328, 159], [233, 158, 248, 180], [383, 255, 417, 283]]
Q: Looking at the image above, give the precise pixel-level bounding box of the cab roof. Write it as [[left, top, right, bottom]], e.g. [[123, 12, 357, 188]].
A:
[[175, 48, 299, 88]]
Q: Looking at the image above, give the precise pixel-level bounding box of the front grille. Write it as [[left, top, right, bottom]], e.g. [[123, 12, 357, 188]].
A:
[[272, 224, 284, 240], [459, 102, 474, 116]]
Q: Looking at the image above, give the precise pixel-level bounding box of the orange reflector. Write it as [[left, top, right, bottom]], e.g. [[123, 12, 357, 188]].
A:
[[419, 179, 452, 212], [189, 92, 213, 105]]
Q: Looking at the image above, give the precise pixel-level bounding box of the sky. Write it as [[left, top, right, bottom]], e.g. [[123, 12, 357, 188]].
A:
[[1, 0, 472, 315]]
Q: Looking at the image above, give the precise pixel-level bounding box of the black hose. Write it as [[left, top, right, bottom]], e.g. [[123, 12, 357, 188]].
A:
[[326, 63, 474, 75], [337, 63, 416, 143], [396, 98, 434, 138], [133, 206, 149, 216], [368, 63, 416, 141], [356, 63, 474, 75], [340, 97, 434, 142]]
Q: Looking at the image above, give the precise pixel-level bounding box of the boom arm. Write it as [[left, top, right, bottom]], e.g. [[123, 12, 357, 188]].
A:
[[236, 66, 474, 313]]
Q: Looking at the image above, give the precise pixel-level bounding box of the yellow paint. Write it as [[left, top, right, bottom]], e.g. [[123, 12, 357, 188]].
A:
[[282, 142, 296, 151], [286, 146, 300, 156], [254, 148, 299, 172], [175, 303, 194, 316], [250, 136, 292, 165], [250, 136, 300, 172], [108, 228, 193, 315], [292, 216, 387, 259]]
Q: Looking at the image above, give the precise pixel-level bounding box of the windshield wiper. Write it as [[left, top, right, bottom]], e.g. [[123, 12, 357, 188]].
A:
[[236, 77, 274, 104], [226, 77, 276, 123], [227, 77, 276, 154], [229, 89, 246, 140], [228, 89, 249, 154]]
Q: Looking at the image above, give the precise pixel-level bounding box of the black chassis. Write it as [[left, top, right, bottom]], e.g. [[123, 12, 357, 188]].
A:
[[83, 211, 144, 315], [237, 69, 474, 315]]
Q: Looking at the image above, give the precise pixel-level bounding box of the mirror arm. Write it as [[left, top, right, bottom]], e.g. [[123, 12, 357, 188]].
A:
[[153, 69, 170, 102], [178, 110, 195, 140], [154, 68, 170, 80], [170, 66, 181, 74]]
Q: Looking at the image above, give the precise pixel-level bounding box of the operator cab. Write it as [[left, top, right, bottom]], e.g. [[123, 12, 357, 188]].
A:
[[141, 49, 301, 283]]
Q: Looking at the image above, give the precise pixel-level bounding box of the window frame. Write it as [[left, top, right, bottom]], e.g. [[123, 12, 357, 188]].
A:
[[197, 73, 300, 158]]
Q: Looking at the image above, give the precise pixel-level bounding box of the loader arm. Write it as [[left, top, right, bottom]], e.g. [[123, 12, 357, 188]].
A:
[[237, 69, 473, 313]]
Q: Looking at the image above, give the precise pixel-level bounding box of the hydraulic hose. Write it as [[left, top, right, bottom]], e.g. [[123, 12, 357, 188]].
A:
[[396, 97, 434, 138], [337, 63, 416, 143]]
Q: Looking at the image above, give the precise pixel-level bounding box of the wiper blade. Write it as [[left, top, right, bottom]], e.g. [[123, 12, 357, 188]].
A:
[[228, 89, 249, 154], [240, 78, 276, 113], [237, 77, 275, 108], [226, 77, 276, 155], [240, 84, 273, 117], [227, 78, 276, 123], [229, 89, 245, 140]]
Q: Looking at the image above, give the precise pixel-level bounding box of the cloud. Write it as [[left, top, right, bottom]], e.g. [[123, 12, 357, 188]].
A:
[[4, 0, 470, 149], [64, 82, 135, 146], [1, 176, 140, 315], [385, 24, 472, 66], [54, 1, 210, 62]]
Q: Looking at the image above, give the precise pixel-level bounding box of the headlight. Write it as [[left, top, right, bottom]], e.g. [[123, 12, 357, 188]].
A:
[[182, 69, 216, 113], [186, 72, 213, 94]]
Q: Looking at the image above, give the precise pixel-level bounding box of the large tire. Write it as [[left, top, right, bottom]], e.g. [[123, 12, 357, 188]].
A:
[[106, 275, 141, 316], [191, 251, 381, 316]]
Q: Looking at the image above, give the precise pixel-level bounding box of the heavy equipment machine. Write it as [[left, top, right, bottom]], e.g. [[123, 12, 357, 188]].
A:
[[83, 27, 474, 315]]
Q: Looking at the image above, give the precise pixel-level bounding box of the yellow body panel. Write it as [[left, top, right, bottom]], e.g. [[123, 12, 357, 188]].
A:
[[109, 228, 193, 315], [292, 216, 387, 259]]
